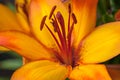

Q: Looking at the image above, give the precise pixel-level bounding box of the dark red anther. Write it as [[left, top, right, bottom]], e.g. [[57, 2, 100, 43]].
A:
[[56, 12, 65, 28], [72, 13, 77, 24], [51, 19, 57, 32], [68, 4, 71, 14], [56, 12, 66, 38], [40, 16, 47, 30], [49, 6, 57, 19]]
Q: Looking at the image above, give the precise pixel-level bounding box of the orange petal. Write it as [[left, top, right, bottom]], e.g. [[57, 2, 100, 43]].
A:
[[79, 22, 120, 63], [11, 60, 68, 80], [29, 0, 68, 48], [22, 57, 31, 64], [0, 46, 9, 51], [0, 31, 54, 60], [0, 4, 22, 31], [72, 0, 98, 47], [69, 64, 111, 80], [115, 10, 120, 21]]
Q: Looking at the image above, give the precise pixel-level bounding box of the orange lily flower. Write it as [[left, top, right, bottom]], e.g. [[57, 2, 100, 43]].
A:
[[0, 0, 120, 80]]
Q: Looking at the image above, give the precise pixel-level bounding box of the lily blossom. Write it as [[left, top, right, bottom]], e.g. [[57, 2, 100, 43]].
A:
[[0, 0, 120, 80]]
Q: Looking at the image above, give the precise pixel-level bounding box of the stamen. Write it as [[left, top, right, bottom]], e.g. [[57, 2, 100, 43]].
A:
[[68, 4, 71, 14], [68, 4, 72, 32], [39, 4, 78, 65], [40, 16, 47, 30], [49, 6, 57, 19], [67, 13, 77, 37], [50, 20, 57, 32], [68, 23, 74, 39], [44, 24, 62, 51], [54, 51, 65, 64], [53, 15, 67, 50], [67, 12, 76, 55], [72, 13, 77, 24], [45, 17, 68, 62], [40, 15, 65, 59], [67, 13, 77, 43], [56, 12, 66, 39], [51, 17, 67, 52]]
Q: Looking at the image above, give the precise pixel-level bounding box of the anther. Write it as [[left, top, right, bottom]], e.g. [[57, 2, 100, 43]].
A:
[[51, 19, 57, 32], [49, 6, 57, 19], [72, 13, 77, 24], [68, 4, 71, 14], [68, 4, 71, 32], [56, 12, 66, 36], [40, 16, 47, 30], [56, 12, 65, 28]]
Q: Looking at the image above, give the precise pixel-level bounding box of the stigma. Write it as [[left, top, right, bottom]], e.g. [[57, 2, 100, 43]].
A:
[[40, 4, 77, 66]]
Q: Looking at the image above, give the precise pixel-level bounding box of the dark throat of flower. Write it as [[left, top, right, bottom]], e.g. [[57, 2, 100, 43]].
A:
[[40, 4, 77, 65]]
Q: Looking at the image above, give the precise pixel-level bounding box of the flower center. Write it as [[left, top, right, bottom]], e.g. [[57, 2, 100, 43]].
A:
[[40, 4, 77, 66]]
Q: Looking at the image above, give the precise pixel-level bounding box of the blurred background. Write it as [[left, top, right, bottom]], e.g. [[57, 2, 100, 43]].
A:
[[0, 0, 120, 80]]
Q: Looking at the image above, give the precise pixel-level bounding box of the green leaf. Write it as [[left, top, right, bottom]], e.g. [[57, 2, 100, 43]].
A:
[[0, 77, 9, 80], [102, 14, 114, 23], [98, 0, 107, 14], [0, 59, 22, 70]]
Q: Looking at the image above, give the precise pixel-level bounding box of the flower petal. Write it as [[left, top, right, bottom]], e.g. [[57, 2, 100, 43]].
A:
[[0, 31, 54, 60], [72, 0, 98, 47], [29, 0, 68, 47], [0, 4, 22, 31], [69, 64, 111, 80], [115, 10, 120, 21], [11, 60, 68, 80], [79, 22, 120, 63], [0, 46, 9, 51]]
